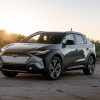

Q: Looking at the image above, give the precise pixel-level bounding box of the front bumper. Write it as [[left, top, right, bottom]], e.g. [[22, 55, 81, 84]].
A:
[[0, 52, 45, 73]]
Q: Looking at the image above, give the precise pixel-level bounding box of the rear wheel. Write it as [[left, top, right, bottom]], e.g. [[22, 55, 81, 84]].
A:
[[2, 71, 18, 77], [44, 56, 63, 80], [83, 56, 95, 75]]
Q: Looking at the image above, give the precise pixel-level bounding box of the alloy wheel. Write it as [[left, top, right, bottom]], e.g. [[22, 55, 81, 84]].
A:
[[88, 56, 95, 74], [49, 57, 62, 79]]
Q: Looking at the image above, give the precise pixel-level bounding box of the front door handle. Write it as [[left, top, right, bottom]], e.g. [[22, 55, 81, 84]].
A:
[[86, 48, 89, 51], [75, 49, 78, 51]]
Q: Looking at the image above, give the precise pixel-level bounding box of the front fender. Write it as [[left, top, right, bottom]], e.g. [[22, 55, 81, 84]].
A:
[[44, 49, 64, 72]]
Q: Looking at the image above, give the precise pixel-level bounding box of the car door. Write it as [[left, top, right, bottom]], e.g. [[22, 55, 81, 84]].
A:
[[61, 33, 78, 67], [74, 34, 86, 65]]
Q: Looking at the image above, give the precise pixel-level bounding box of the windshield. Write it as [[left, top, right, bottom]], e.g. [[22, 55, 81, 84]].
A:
[[23, 33, 66, 44]]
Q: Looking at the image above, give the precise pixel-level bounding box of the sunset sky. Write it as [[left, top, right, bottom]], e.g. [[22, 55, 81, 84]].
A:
[[0, 0, 100, 40]]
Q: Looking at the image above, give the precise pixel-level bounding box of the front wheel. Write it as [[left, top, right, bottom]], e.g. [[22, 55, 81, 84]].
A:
[[44, 56, 63, 80], [83, 56, 95, 75], [2, 71, 18, 77]]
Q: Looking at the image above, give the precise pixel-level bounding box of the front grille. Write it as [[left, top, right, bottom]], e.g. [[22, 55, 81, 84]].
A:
[[1, 52, 30, 64]]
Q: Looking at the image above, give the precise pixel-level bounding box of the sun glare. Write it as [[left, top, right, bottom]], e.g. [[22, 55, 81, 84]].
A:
[[0, 0, 100, 40], [0, 12, 36, 35], [33, 35, 40, 40]]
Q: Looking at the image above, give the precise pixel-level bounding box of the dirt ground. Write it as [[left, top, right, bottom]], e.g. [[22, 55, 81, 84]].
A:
[[0, 60, 100, 100]]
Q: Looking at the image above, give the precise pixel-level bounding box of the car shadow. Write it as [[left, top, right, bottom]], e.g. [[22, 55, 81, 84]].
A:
[[14, 71, 84, 81], [63, 71, 83, 78], [16, 73, 44, 81], [0, 70, 84, 81]]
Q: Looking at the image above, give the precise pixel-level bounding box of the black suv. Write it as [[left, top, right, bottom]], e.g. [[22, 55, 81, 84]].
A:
[[0, 31, 96, 80]]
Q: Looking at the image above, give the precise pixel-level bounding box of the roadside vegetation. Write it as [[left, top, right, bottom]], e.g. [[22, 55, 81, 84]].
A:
[[91, 40, 100, 58], [0, 30, 25, 47], [0, 30, 100, 57]]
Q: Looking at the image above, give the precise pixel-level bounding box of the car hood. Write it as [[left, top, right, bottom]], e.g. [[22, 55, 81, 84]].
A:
[[2, 43, 57, 52]]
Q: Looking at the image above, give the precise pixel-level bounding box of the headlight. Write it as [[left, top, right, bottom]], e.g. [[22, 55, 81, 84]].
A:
[[1, 48, 5, 52], [0, 43, 15, 55], [29, 50, 50, 55], [0, 48, 5, 55]]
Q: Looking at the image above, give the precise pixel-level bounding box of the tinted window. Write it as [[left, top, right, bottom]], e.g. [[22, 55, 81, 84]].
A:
[[65, 34, 74, 41], [75, 34, 85, 44], [24, 33, 66, 44]]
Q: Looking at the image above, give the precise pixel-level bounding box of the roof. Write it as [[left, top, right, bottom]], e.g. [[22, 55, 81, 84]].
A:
[[36, 31, 85, 36]]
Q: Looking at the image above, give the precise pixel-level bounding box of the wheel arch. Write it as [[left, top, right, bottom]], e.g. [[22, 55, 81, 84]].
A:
[[85, 52, 96, 65], [53, 54, 63, 64], [44, 50, 64, 72], [90, 53, 96, 58]]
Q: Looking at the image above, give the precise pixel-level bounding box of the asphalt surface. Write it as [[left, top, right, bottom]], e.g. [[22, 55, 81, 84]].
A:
[[0, 61, 100, 100]]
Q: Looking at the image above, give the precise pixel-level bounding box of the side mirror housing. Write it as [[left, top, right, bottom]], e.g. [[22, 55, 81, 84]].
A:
[[66, 40, 74, 45]]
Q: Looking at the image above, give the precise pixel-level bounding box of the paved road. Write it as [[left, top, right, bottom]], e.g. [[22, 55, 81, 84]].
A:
[[0, 61, 100, 100]]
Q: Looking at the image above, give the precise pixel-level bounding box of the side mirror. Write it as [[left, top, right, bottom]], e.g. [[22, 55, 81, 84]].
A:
[[66, 40, 74, 45]]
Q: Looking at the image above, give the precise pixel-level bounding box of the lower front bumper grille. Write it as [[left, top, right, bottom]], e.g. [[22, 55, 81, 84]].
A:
[[2, 64, 27, 71], [2, 64, 44, 73]]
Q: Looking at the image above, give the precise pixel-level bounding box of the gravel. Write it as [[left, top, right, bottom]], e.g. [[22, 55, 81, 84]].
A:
[[0, 61, 100, 100]]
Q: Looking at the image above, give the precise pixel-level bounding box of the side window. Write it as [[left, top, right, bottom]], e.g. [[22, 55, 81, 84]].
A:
[[65, 34, 74, 41], [75, 34, 85, 44], [27, 34, 40, 43]]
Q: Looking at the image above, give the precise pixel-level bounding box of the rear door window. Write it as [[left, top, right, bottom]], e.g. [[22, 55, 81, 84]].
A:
[[75, 34, 85, 44]]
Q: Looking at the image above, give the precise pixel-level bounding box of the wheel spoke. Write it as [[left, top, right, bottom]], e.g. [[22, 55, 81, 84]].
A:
[[88, 56, 95, 73], [56, 62, 61, 69], [55, 70, 60, 77], [91, 65, 95, 69], [53, 60, 58, 67], [89, 57, 94, 64], [90, 59, 93, 65], [50, 70, 55, 78], [49, 63, 54, 70]]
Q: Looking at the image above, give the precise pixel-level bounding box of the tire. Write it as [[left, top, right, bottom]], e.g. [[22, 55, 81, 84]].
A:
[[83, 56, 95, 75], [2, 71, 18, 77], [44, 56, 63, 80]]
